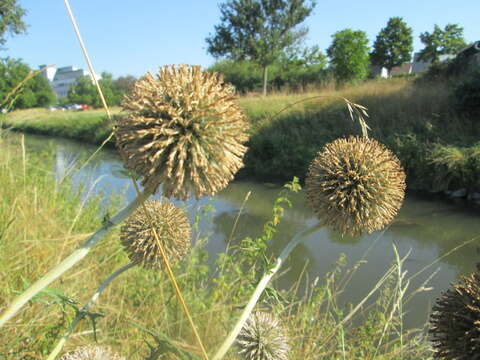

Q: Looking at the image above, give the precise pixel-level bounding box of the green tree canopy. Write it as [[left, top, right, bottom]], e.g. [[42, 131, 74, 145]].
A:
[[0, 58, 55, 110], [208, 46, 328, 93], [418, 24, 467, 64], [206, 0, 316, 95], [66, 75, 96, 106], [274, 45, 328, 90], [327, 29, 370, 84], [113, 75, 136, 95], [370, 17, 413, 75], [0, 0, 27, 46], [66, 72, 132, 107]]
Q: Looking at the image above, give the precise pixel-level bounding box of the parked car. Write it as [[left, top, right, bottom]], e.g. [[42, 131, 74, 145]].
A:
[[64, 104, 83, 111], [47, 106, 64, 111]]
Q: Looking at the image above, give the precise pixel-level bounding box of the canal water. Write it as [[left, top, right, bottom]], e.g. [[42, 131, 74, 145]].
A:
[[8, 132, 480, 329]]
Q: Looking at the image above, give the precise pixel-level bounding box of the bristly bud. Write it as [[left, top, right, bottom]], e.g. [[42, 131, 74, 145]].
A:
[[120, 200, 191, 270], [429, 265, 480, 359], [306, 136, 406, 236], [60, 345, 124, 360], [237, 311, 289, 360], [115, 64, 249, 200]]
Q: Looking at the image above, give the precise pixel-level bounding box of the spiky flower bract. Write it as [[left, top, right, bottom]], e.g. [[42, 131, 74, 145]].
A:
[[120, 200, 191, 270], [306, 136, 406, 236], [60, 345, 124, 360], [429, 265, 480, 359], [115, 64, 249, 200], [237, 311, 289, 360]]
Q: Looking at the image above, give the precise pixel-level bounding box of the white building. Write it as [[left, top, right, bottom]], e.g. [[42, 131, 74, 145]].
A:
[[39, 65, 99, 99]]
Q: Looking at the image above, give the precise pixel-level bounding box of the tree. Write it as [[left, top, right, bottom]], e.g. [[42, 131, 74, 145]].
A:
[[113, 75, 136, 94], [418, 24, 467, 64], [206, 0, 316, 95], [67, 72, 133, 107], [97, 71, 122, 106], [274, 45, 328, 90], [327, 29, 370, 84], [66, 75, 97, 106], [370, 17, 413, 76], [0, 58, 55, 109], [0, 0, 27, 46], [208, 46, 327, 93]]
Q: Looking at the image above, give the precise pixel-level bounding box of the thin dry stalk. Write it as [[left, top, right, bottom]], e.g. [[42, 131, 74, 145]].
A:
[[131, 180, 209, 360]]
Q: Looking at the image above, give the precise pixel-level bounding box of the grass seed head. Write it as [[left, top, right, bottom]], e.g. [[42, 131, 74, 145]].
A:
[[306, 136, 406, 236], [237, 311, 290, 360], [120, 199, 191, 270], [60, 345, 124, 360], [429, 265, 480, 360], [115, 64, 250, 200]]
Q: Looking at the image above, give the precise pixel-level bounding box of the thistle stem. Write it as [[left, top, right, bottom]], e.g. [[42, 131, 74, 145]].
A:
[[0, 189, 151, 329], [46, 262, 136, 360], [212, 223, 323, 360], [131, 180, 210, 360]]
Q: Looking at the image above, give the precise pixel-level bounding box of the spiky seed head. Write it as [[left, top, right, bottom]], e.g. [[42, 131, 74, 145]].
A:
[[237, 311, 290, 360], [120, 200, 191, 270], [115, 64, 249, 200], [306, 136, 406, 236], [429, 265, 480, 360], [60, 345, 124, 360]]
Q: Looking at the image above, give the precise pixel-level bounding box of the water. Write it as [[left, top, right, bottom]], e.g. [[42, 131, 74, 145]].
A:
[[9, 133, 480, 329]]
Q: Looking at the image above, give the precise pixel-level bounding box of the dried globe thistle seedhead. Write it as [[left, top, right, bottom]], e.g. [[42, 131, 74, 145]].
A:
[[60, 345, 125, 360], [120, 199, 191, 270], [115, 64, 249, 200], [306, 136, 406, 236], [237, 311, 290, 360], [429, 265, 480, 360]]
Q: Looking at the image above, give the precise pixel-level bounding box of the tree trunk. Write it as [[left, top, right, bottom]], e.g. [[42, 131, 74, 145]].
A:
[[262, 65, 268, 96]]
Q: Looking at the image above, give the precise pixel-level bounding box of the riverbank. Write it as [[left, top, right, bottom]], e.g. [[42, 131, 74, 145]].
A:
[[2, 78, 479, 198], [0, 132, 434, 359]]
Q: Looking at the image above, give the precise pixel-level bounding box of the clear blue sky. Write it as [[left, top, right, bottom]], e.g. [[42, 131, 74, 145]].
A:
[[5, 0, 479, 78]]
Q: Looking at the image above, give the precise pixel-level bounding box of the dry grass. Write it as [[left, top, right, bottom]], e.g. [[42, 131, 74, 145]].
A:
[[0, 131, 434, 359]]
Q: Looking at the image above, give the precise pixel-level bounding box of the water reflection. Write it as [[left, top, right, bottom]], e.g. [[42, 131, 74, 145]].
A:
[[7, 132, 480, 329]]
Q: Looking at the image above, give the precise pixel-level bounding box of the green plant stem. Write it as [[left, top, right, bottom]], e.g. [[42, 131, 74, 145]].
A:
[[0, 189, 151, 329], [46, 262, 136, 360], [211, 222, 323, 360]]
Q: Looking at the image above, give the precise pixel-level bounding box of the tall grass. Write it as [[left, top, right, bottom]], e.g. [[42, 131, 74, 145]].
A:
[[0, 132, 434, 359], [4, 77, 478, 194]]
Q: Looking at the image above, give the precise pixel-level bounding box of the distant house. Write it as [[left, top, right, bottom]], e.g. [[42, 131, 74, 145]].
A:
[[39, 65, 99, 99], [370, 62, 412, 78], [451, 41, 480, 73], [391, 62, 412, 76], [370, 41, 480, 78], [411, 53, 456, 74], [410, 53, 429, 74]]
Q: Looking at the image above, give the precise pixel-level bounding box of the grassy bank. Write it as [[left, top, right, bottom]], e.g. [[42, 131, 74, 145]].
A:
[[2, 78, 479, 194], [0, 108, 119, 145], [0, 132, 433, 359]]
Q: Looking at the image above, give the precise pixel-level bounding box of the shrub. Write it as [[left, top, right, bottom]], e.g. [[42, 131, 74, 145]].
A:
[[453, 71, 480, 117]]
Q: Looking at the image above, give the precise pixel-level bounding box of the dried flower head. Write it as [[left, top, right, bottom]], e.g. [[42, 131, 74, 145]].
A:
[[306, 136, 406, 236], [120, 200, 191, 270], [237, 311, 289, 360], [60, 345, 124, 360], [429, 265, 480, 360], [115, 64, 249, 200]]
